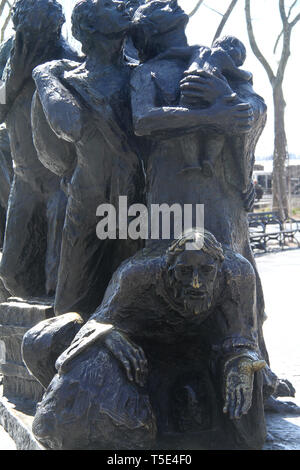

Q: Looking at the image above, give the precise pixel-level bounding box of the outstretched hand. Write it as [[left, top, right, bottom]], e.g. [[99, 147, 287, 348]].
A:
[[104, 330, 148, 387], [223, 357, 266, 420]]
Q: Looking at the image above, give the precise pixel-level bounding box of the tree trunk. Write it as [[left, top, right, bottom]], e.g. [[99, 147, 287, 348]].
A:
[[272, 84, 289, 219]]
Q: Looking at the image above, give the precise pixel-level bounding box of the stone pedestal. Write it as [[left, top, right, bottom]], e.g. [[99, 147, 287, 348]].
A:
[[0, 386, 44, 450], [0, 278, 9, 303], [0, 298, 54, 405]]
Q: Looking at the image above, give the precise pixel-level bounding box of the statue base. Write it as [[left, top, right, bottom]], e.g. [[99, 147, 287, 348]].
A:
[[0, 297, 54, 404], [0, 297, 52, 449], [0, 385, 44, 450], [0, 278, 9, 303]]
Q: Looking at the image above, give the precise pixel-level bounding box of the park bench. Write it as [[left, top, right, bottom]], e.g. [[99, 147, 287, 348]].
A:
[[248, 211, 300, 252]]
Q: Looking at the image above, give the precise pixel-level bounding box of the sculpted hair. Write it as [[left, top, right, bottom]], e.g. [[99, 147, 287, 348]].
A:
[[12, 0, 64, 36], [72, 0, 97, 55], [133, 0, 188, 34], [212, 35, 247, 64], [167, 230, 225, 264]]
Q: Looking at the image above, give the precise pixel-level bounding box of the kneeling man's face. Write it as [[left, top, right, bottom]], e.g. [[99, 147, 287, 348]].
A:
[[168, 250, 219, 316]]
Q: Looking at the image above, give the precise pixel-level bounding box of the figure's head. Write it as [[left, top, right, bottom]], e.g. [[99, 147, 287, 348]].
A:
[[166, 230, 224, 316], [125, 0, 144, 17], [132, 0, 188, 59], [72, 0, 131, 54], [12, 0, 64, 43], [212, 35, 246, 67]]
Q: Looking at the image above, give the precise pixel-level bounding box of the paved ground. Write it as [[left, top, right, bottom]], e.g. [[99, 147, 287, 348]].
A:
[[0, 248, 299, 450], [0, 420, 16, 450], [257, 249, 300, 450]]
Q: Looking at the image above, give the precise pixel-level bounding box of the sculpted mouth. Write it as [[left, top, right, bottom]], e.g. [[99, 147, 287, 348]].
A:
[[185, 289, 207, 298]]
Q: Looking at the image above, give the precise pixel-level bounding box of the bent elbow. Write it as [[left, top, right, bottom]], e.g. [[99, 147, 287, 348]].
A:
[[133, 115, 152, 137]]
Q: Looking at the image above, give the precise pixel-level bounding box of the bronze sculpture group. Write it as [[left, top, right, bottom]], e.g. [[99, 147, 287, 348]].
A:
[[0, 0, 294, 450]]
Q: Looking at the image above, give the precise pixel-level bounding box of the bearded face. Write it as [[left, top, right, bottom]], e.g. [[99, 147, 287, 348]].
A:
[[167, 250, 220, 316]]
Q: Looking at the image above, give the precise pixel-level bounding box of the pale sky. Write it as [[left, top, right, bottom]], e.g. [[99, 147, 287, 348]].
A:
[[58, 0, 300, 157]]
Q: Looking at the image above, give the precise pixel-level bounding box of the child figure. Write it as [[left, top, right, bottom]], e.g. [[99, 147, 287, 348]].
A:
[[180, 36, 252, 177]]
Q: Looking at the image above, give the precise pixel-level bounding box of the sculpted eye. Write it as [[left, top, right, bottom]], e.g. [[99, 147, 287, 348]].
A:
[[179, 266, 192, 274], [202, 265, 214, 274]]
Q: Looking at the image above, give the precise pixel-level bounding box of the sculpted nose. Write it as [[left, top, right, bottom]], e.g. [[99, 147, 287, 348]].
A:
[[192, 271, 201, 289]]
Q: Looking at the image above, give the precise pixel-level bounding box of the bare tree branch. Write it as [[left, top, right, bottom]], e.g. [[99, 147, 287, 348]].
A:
[[212, 0, 239, 44], [290, 12, 300, 27], [287, 0, 298, 19], [276, 34, 291, 84], [276, 29, 292, 84], [274, 2, 300, 62], [188, 0, 204, 18], [0, 0, 8, 18], [1, 4, 13, 42], [279, 0, 287, 23], [0, 0, 16, 42], [203, 3, 223, 16], [245, 0, 275, 84], [273, 29, 283, 54], [276, 1, 297, 84]]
